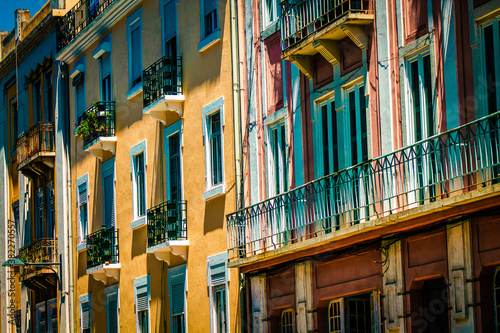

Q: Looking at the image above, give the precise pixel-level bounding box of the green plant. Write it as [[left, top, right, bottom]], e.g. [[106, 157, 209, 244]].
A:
[[75, 108, 103, 141], [19, 253, 28, 263]]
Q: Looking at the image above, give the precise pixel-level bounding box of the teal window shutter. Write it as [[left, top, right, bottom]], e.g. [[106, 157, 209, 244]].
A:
[[131, 25, 142, 86], [81, 303, 90, 329], [163, 0, 177, 44], [101, 53, 111, 80], [204, 0, 217, 17], [137, 292, 148, 312], [76, 82, 85, 120], [168, 264, 186, 332], [102, 158, 115, 228], [108, 299, 118, 333]]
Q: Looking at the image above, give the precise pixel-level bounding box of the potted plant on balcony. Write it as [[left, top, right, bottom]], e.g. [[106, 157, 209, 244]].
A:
[[75, 105, 104, 142]]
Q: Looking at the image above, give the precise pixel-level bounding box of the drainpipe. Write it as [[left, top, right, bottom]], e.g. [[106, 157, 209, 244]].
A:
[[230, 0, 243, 210]]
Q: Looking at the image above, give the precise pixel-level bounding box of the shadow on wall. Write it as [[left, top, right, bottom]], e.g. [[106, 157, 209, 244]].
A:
[[204, 195, 226, 235]]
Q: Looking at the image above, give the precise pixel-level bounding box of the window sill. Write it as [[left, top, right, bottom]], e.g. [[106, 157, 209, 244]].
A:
[[198, 30, 221, 53], [203, 183, 226, 201], [76, 241, 87, 253], [131, 216, 147, 230], [127, 82, 143, 100]]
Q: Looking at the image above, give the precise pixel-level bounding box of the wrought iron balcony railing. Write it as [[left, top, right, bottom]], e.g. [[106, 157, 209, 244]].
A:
[[16, 122, 54, 168], [227, 111, 500, 260], [143, 56, 183, 109], [77, 101, 115, 150], [281, 0, 372, 52], [86, 226, 119, 269], [57, 0, 117, 52], [17, 238, 58, 278], [147, 200, 187, 248]]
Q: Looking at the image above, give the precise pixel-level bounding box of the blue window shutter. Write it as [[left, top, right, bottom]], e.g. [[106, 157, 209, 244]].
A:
[[102, 158, 115, 228], [81, 301, 91, 329], [108, 299, 118, 333], [131, 25, 142, 84], [76, 82, 85, 120], [171, 282, 185, 316], [168, 264, 186, 329], [136, 292, 148, 312], [204, 0, 217, 16], [78, 183, 88, 205], [163, 0, 177, 43], [101, 54, 111, 80]]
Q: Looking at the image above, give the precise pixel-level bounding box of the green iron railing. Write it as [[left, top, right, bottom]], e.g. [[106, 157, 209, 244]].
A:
[[17, 238, 57, 279], [147, 200, 187, 248], [143, 56, 183, 109], [86, 226, 119, 269], [281, 0, 373, 52], [227, 111, 500, 260]]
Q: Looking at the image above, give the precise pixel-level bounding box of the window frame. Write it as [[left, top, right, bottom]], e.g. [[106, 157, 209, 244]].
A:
[[77, 174, 90, 246], [344, 82, 368, 166], [105, 284, 120, 333], [130, 140, 147, 227], [102, 157, 116, 229], [79, 294, 92, 333], [71, 56, 86, 123], [266, 119, 288, 197], [127, 8, 143, 91], [263, 0, 281, 28], [480, 17, 500, 116], [93, 34, 113, 102], [202, 97, 226, 200], [161, 0, 178, 57], [164, 121, 183, 201], [327, 292, 381, 333], [168, 264, 187, 333], [198, 0, 221, 52], [134, 275, 151, 333], [207, 252, 229, 333], [280, 308, 295, 333]]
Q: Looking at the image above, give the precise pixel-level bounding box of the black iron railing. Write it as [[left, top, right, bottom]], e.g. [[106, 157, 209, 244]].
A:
[[143, 56, 183, 109], [57, 0, 117, 52], [227, 111, 500, 260], [16, 122, 54, 168], [281, 0, 373, 52], [77, 101, 115, 150], [18, 238, 57, 278], [147, 200, 187, 248], [86, 226, 119, 269]]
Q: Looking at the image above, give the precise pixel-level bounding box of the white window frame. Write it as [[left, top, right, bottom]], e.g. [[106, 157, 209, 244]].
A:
[[130, 140, 147, 229], [105, 284, 120, 333], [198, 0, 221, 52], [207, 252, 229, 333], [70, 56, 86, 123], [327, 292, 381, 333], [134, 275, 151, 333], [127, 8, 143, 94], [265, 118, 288, 198], [263, 0, 280, 28], [79, 293, 92, 333], [202, 97, 226, 200], [93, 34, 113, 101], [76, 173, 90, 248], [164, 120, 183, 201]]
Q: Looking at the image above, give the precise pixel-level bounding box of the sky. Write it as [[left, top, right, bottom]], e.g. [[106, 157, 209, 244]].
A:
[[0, 0, 47, 32]]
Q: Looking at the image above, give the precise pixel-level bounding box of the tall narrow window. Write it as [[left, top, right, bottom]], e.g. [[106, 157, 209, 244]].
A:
[[47, 182, 55, 239], [127, 9, 143, 88], [35, 187, 44, 240], [169, 133, 181, 201], [280, 308, 294, 333], [209, 112, 223, 186], [163, 0, 177, 57], [264, 0, 280, 27], [33, 80, 42, 123], [270, 122, 287, 196], [208, 253, 229, 333], [483, 19, 500, 115], [134, 152, 146, 217], [80, 294, 92, 333], [36, 301, 47, 333], [328, 293, 378, 333], [75, 78, 86, 121], [78, 182, 89, 243], [105, 285, 119, 333], [214, 285, 227, 333], [169, 264, 186, 333], [264, 33, 284, 114], [102, 158, 115, 228], [135, 276, 150, 333], [203, 0, 218, 37], [10, 97, 17, 154], [44, 71, 53, 122], [12, 201, 19, 254], [100, 53, 112, 101]]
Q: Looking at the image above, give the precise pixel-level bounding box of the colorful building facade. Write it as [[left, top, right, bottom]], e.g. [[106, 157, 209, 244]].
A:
[[227, 0, 500, 332]]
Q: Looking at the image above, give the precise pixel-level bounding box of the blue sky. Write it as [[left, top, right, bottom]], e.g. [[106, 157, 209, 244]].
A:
[[0, 0, 47, 32]]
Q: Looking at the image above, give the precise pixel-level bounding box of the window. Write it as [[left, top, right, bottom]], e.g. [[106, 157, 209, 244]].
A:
[[130, 141, 147, 223], [9, 96, 17, 154], [33, 79, 42, 123], [102, 158, 116, 228], [207, 252, 229, 333], [127, 9, 143, 89], [163, 0, 177, 57], [100, 54, 112, 101], [482, 18, 500, 115], [203, 0, 218, 37], [36, 301, 47, 333], [105, 285, 119, 333], [264, 33, 284, 113], [410, 278, 449, 333], [15, 310, 21, 333], [328, 293, 380, 333], [80, 294, 92, 333], [71, 57, 86, 122], [47, 182, 56, 239], [202, 97, 225, 200], [44, 70, 53, 122], [164, 121, 183, 201], [135, 275, 150, 333], [268, 121, 287, 196], [12, 201, 19, 254], [280, 308, 294, 333], [35, 187, 44, 240], [77, 174, 89, 243], [168, 264, 186, 333], [47, 298, 57, 333], [263, 0, 280, 27]]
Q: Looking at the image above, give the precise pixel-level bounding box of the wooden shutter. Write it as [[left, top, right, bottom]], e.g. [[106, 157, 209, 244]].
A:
[[163, 0, 177, 44], [131, 25, 142, 84], [102, 158, 115, 228], [108, 299, 118, 333], [264, 32, 284, 113], [204, 0, 217, 16], [136, 284, 149, 312], [81, 302, 91, 329], [101, 54, 111, 80]]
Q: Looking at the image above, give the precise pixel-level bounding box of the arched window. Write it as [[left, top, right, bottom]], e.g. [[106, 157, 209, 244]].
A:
[[280, 308, 295, 333]]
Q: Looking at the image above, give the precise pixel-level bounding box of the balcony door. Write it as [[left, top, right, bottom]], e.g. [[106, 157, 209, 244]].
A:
[[163, 0, 179, 94], [102, 158, 116, 229]]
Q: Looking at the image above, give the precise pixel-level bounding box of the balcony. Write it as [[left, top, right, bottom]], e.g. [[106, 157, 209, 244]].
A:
[[16, 122, 55, 178], [147, 200, 188, 264], [280, 0, 374, 77], [18, 238, 58, 291], [77, 101, 116, 160], [143, 56, 184, 124], [86, 226, 120, 284], [57, 0, 117, 52], [227, 111, 500, 265]]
